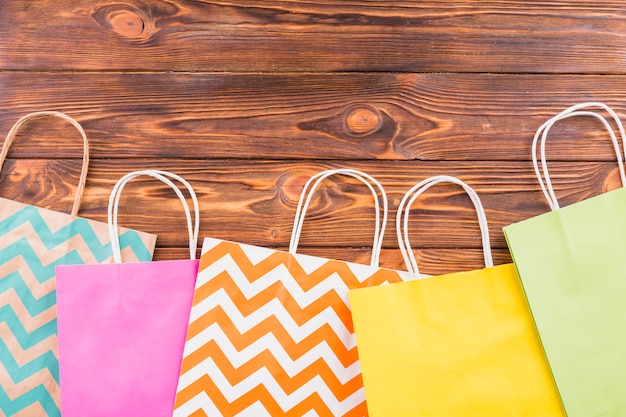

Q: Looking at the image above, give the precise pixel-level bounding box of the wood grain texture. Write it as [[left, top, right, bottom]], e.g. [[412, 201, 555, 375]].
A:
[[0, 158, 621, 251], [3, 1, 626, 276], [2, 1, 626, 73], [154, 247, 514, 276], [2, 73, 626, 161]]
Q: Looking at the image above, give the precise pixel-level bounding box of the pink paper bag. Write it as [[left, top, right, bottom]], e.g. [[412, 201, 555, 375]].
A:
[[56, 170, 200, 417]]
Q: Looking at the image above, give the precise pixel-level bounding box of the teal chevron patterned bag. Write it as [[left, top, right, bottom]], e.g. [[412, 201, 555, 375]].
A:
[[0, 112, 157, 417]]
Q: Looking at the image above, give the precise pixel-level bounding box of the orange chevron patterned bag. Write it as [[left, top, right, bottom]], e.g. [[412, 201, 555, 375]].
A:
[[0, 113, 156, 417], [173, 169, 407, 417]]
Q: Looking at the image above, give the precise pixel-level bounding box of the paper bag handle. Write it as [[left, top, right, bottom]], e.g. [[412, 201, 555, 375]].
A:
[[289, 168, 388, 268], [397, 175, 492, 278], [532, 102, 626, 211], [0, 111, 89, 217], [108, 170, 200, 263]]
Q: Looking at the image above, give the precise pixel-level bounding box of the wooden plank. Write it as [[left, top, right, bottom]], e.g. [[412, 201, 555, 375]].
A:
[[0, 158, 620, 249], [2, 1, 626, 73], [2, 73, 626, 161], [154, 247, 514, 276]]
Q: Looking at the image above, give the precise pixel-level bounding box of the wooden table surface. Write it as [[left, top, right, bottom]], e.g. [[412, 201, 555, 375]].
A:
[[1, 1, 625, 274]]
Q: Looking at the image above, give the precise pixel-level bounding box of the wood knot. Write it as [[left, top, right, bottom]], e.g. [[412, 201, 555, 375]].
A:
[[602, 166, 624, 194], [344, 105, 382, 136], [92, 4, 155, 41], [280, 172, 310, 202], [109, 10, 145, 37], [297, 105, 399, 156]]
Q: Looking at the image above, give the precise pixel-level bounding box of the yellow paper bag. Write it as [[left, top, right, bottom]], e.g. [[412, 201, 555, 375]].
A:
[[348, 176, 565, 417]]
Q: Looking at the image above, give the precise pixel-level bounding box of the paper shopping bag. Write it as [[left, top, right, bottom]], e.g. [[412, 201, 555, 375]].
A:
[[349, 176, 565, 417], [504, 103, 626, 417], [56, 170, 200, 417], [173, 169, 407, 417], [0, 113, 155, 417]]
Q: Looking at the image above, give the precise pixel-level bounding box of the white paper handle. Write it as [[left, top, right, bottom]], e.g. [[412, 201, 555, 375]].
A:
[[397, 175, 492, 278], [107, 170, 200, 263], [289, 168, 388, 267], [532, 102, 626, 211], [0, 111, 89, 217]]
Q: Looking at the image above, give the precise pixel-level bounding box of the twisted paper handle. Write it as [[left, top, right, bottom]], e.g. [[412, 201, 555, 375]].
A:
[[108, 170, 200, 263], [396, 175, 492, 278], [289, 168, 388, 268], [532, 102, 626, 211], [1, 111, 89, 216]]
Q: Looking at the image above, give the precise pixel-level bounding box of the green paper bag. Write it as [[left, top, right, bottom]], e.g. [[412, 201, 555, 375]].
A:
[[504, 102, 626, 417]]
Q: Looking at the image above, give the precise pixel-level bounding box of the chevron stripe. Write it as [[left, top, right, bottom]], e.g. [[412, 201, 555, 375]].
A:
[[0, 384, 59, 417], [0, 307, 57, 353], [182, 309, 360, 387], [189, 286, 355, 350], [0, 201, 155, 417], [187, 294, 356, 366], [0, 291, 57, 338], [0, 347, 60, 416], [197, 256, 353, 318], [180, 342, 364, 404], [198, 242, 393, 292], [0, 205, 152, 265], [176, 358, 365, 417], [175, 391, 328, 417], [1, 259, 53, 308], [0, 328, 56, 373], [195, 245, 398, 324], [175, 239, 404, 417], [0, 340, 58, 386], [174, 392, 221, 417], [0, 272, 56, 320], [0, 238, 81, 284], [0, 222, 100, 266], [182, 323, 361, 386]]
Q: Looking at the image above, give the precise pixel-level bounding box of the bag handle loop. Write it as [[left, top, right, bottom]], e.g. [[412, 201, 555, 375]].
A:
[[289, 168, 388, 268], [532, 102, 626, 211], [108, 170, 200, 263], [397, 175, 492, 278], [0, 111, 89, 217]]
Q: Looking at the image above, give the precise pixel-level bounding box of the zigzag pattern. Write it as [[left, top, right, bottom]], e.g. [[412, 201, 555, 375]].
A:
[[0, 307, 57, 354], [0, 384, 57, 417], [0, 204, 153, 262], [0, 201, 155, 417], [189, 280, 356, 351], [174, 238, 405, 417], [0, 339, 58, 385], [0, 272, 56, 319]]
